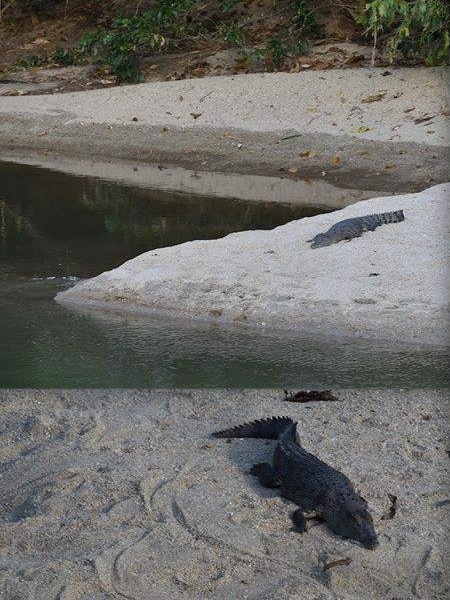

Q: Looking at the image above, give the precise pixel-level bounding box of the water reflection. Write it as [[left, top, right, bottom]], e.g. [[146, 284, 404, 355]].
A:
[[0, 160, 327, 279]]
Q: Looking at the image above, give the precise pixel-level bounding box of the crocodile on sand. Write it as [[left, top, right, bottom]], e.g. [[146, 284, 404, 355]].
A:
[[307, 210, 404, 248], [212, 416, 378, 549]]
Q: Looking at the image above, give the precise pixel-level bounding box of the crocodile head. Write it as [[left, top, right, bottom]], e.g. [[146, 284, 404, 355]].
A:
[[328, 496, 378, 549], [308, 233, 332, 248]]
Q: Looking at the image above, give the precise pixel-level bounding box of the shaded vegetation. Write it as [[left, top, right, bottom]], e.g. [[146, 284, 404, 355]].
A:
[[71, 0, 327, 81], [2, 0, 449, 82], [77, 0, 197, 82], [360, 0, 450, 65]]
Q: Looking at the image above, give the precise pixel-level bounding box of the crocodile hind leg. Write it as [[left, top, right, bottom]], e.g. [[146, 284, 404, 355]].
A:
[[345, 232, 362, 241], [291, 508, 307, 532], [250, 462, 281, 488], [291, 508, 323, 532]]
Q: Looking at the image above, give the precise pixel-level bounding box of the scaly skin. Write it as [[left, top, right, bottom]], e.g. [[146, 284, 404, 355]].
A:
[[307, 209, 404, 248], [212, 417, 378, 549]]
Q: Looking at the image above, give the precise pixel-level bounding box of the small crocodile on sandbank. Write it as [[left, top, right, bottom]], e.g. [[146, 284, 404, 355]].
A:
[[307, 210, 405, 248]]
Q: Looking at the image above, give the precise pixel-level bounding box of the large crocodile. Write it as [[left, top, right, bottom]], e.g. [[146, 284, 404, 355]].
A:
[[212, 416, 378, 549], [308, 209, 404, 248]]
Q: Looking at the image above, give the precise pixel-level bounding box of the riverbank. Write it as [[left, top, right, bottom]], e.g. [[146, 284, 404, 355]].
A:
[[56, 183, 450, 346], [0, 67, 449, 193], [0, 388, 448, 600]]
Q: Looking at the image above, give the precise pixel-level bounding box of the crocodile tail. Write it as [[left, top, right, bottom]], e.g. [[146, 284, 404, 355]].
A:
[[378, 209, 405, 224], [212, 416, 294, 439]]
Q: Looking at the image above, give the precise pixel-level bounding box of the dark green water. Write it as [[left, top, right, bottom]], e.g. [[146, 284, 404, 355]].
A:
[[0, 160, 448, 388], [1, 161, 324, 279]]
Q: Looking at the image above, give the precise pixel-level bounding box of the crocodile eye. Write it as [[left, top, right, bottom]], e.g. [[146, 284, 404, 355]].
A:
[[346, 510, 360, 523]]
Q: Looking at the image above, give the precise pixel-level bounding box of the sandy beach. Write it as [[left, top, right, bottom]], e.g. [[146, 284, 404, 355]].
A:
[[0, 388, 448, 600], [0, 68, 449, 193]]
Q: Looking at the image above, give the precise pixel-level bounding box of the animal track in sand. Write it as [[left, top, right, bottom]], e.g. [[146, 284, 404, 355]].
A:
[[141, 456, 338, 599]]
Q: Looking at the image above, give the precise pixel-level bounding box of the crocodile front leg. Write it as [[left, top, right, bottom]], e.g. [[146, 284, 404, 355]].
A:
[[250, 462, 281, 488]]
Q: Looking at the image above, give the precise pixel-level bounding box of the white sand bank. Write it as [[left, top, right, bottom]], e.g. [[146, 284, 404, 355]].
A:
[[1, 68, 449, 194], [0, 67, 448, 146], [56, 183, 450, 345]]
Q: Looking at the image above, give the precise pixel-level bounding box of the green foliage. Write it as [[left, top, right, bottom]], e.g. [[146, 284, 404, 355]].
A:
[[78, 31, 100, 56], [290, 0, 319, 35], [219, 0, 238, 13], [291, 37, 310, 56], [78, 0, 197, 82], [18, 54, 45, 68], [288, 0, 321, 55], [263, 2, 321, 69], [266, 36, 287, 69], [52, 47, 78, 66], [362, 0, 450, 64], [217, 21, 246, 49], [75, 0, 321, 80], [7, 0, 448, 84]]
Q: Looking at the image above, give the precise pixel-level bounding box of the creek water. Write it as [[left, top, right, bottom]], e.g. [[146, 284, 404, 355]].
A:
[[0, 160, 448, 388]]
